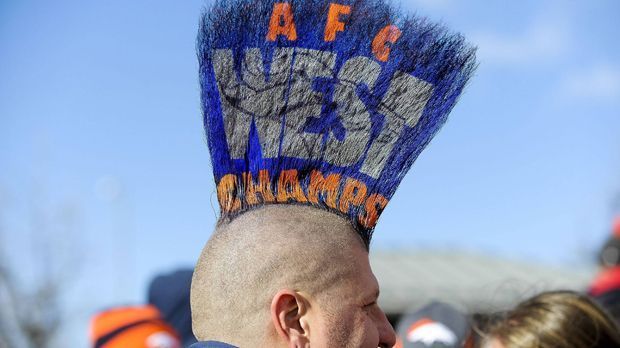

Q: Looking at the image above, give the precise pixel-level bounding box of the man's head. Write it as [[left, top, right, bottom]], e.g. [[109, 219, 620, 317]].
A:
[[191, 205, 395, 347], [193, 0, 476, 345]]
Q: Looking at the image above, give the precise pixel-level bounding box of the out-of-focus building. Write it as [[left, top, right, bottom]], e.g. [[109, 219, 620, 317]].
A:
[[371, 250, 593, 321]]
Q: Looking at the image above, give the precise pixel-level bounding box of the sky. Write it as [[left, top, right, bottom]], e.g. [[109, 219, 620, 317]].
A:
[[1, 0, 619, 346]]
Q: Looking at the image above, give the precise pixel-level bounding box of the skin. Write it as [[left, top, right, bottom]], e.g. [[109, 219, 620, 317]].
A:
[[272, 241, 395, 348], [191, 205, 396, 347], [320, 246, 395, 348]]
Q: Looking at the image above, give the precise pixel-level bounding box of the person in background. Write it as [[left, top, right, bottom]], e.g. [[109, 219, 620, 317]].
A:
[[479, 290, 620, 348], [148, 269, 197, 346], [89, 305, 181, 348], [589, 217, 620, 324], [394, 301, 470, 348], [464, 312, 502, 348]]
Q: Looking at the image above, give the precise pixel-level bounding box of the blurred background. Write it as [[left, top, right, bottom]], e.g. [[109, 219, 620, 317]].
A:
[[1, 0, 619, 346]]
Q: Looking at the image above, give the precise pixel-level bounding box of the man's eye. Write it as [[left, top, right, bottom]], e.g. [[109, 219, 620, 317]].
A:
[[364, 301, 377, 308]]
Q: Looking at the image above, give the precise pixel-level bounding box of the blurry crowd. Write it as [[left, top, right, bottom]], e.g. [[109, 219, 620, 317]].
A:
[[89, 218, 620, 348]]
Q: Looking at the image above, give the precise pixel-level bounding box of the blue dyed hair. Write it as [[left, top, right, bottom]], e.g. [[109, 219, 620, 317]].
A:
[[198, 0, 476, 247]]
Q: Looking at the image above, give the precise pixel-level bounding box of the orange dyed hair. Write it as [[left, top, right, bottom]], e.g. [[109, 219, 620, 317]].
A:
[[372, 24, 402, 62], [266, 2, 297, 41], [324, 3, 351, 41]]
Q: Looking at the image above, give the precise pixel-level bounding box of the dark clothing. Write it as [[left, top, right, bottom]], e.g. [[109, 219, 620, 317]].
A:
[[148, 269, 197, 346], [189, 341, 238, 348], [396, 301, 470, 348]]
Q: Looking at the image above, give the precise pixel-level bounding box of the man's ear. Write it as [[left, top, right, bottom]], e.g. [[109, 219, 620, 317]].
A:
[[270, 289, 311, 348]]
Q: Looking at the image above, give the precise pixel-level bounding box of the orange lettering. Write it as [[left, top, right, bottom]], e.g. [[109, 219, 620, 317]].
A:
[[307, 170, 341, 209], [372, 25, 402, 62], [267, 3, 298, 41], [339, 178, 367, 213], [217, 174, 241, 213], [277, 169, 308, 203], [324, 3, 351, 42], [359, 193, 389, 228], [243, 170, 275, 205]]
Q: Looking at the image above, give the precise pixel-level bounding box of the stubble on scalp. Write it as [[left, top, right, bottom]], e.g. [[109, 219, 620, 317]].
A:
[[190, 205, 367, 345]]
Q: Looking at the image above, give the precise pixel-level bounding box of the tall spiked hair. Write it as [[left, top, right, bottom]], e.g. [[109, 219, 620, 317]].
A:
[[198, 0, 476, 247]]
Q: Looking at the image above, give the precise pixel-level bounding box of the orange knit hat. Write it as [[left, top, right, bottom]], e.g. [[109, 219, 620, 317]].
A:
[[90, 305, 181, 348]]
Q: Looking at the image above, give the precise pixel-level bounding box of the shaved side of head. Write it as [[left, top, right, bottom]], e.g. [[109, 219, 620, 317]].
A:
[[190, 205, 366, 346]]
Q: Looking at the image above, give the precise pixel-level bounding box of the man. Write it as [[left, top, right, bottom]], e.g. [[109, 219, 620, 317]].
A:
[[190, 0, 476, 346], [192, 205, 394, 347]]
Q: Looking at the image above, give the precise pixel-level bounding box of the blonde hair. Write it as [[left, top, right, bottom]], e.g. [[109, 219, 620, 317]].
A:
[[483, 290, 620, 348]]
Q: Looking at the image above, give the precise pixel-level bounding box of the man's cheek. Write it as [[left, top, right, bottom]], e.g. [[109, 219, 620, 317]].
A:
[[348, 310, 378, 348]]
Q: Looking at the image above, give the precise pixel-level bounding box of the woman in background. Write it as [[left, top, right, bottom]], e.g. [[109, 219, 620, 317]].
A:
[[480, 290, 620, 348]]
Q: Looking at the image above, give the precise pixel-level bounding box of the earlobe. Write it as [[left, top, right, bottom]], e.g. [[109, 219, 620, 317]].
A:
[[270, 289, 310, 347]]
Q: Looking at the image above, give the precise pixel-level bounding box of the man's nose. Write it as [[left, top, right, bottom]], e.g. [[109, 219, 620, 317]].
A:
[[377, 310, 396, 348]]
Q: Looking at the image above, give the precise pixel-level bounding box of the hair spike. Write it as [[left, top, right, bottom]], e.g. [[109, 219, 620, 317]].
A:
[[198, 0, 476, 247]]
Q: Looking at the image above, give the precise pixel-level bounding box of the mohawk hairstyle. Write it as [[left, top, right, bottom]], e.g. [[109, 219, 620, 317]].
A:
[[198, 0, 476, 247]]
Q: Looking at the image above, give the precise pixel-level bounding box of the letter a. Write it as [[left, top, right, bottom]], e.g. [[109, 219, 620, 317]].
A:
[[267, 3, 298, 41]]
